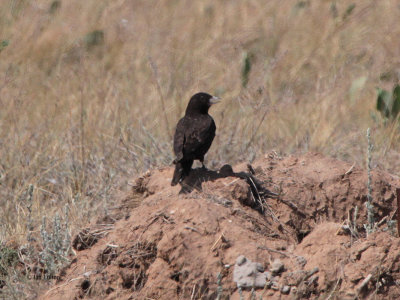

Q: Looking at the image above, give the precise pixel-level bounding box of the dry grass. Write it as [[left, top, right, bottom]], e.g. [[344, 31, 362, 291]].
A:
[[1, 0, 400, 296]]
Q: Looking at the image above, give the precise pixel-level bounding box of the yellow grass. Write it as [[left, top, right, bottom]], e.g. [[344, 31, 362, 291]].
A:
[[1, 0, 400, 258]]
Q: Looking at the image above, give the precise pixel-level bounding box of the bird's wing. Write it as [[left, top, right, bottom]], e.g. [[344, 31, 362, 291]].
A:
[[173, 117, 186, 161], [182, 116, 215, 155]]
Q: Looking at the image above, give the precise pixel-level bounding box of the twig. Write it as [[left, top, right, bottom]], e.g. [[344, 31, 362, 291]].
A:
[[247, 176, 280, 224], [326, 278, 342, 300], [396, 188, 400, 237], [247, 164, 256, 175], [210, 233, 224, 252], [224, 178, 240, 186], [190, 284, 196, 300], [247, 177, 264, 212], [335, 220, 347, 236], [297, 267, 319, 285], [365, 128, 375, 235], [257, 245, 290, 258], [377, 215, 388, 227], [345, 162, 355, 175], [357, 273, 372, 293], [44, 276, 84, 295], [79, 79, 86, 193], [353, 206, 358, 236], [278, 198, 308, 218], [184, 226, 201, 234]]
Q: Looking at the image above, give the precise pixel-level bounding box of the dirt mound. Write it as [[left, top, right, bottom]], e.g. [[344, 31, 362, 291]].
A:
[[41, 153, 400, 299]]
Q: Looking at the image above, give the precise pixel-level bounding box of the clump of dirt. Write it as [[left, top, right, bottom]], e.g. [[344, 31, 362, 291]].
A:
[[40, 152, 400, 299]]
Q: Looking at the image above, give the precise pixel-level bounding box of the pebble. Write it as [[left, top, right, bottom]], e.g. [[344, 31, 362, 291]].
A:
[[281, 285, 290, 294], [271, 259, 284, 275], [256, 263, 264, 272], [296, 256, 307, 267], [236, 255, 247, 266], [234, 256, 269, 289]]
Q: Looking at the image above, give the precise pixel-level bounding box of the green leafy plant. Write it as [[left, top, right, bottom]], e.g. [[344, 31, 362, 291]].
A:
[[0, 246, 19, 277], [376, 84, 400, 121], [84, 30, 104, 48], [49, 0, 61, 14], [343, 3, 355, 19], [0, 40, 9, 52], [241, 51, 252, 88]]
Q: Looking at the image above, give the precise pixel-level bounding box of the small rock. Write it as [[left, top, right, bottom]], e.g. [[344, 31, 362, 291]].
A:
[[264, 271, 272, 281], [265, 281, 272, 288], [236, 255, 247, 266], [246, 267, 254, 276], [281, 285, 290, 294], [271, 281, 280, 290], [256, 263, 264, 272], [271, 259, 284, 275], [296, 256, 307, 267], [82, 271, 92, 277], [233, 256, 268, 289], [224, 264, 231, 268], [308, 275, 319, 285], [254, 272, 268, 288], [284, 270, 308, 286]]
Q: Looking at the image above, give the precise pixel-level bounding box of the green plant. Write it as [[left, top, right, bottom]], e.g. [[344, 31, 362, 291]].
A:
[[216, 272, 223, 300], [39, 206, 71, 277], [364, 128, 376, 235], [84, 30, 104, 48], [241, 51, 252, 88], [0, 246, 19, 277], [0, 40, 9, 52], [343, 3, 356, 19], [376, 84, 400, 121], [49, 0, 61, 14]]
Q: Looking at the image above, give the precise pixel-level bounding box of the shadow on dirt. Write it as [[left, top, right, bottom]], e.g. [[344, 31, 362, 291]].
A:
[[179, 164, 279, 213], [178, 166, 227, 194]]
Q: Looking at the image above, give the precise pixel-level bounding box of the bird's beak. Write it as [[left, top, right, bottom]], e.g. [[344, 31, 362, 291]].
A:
[[209, 96, 221, 105]]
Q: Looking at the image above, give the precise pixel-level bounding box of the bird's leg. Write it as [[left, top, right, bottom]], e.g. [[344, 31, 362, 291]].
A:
[[200, 157, 206, 170]]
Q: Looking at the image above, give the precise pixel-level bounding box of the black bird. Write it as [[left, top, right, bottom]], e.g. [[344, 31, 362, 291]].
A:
[[171, 92, 220, 186]]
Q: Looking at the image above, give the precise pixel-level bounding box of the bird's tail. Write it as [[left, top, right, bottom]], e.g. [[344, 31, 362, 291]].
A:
[[171, 160, 192, 186]]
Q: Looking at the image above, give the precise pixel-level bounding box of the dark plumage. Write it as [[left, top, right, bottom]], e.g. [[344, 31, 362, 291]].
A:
[[171, 92, 220, 186]]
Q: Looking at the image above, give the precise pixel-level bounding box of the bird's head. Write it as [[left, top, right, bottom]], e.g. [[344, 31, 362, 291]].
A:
[[186, 92, 221, 115]]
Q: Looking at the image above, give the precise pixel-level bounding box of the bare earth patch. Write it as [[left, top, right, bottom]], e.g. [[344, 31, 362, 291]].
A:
[[40, 153, 400, 299]]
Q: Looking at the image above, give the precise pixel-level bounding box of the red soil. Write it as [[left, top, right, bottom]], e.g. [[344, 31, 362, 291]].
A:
[[41, 153, 400, 299]]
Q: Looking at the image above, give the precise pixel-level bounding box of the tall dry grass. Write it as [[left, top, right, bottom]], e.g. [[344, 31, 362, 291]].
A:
[[1, 0, 400, 295]]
